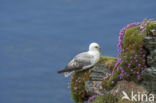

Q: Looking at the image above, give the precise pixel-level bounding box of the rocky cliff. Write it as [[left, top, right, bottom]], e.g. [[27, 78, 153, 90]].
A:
[[69, 20, 156, 103]]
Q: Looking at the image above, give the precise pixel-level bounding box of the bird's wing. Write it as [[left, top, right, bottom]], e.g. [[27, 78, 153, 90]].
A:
[[72, 52, 93, 67], [57, 52, 93, 73]]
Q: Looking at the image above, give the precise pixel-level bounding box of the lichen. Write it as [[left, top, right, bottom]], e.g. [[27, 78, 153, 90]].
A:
[[91, 94, 118, 103]]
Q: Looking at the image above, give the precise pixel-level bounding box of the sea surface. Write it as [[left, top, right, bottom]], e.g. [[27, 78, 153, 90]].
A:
[[0, 0, 156, 103]]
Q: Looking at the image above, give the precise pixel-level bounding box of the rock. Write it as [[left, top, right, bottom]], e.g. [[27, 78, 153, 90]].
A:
[[144, 36, 156, 51], [142, 67, 156, 94], [144, 36, 153, 41], [90, 64, 111, 81], [144, 36, 156, 67], [142, 35, 156, 95], [85, 81, 103, 95], [142, 67, 156, 80], [85, 64, 111, 95], [110, 81, 149, 100]]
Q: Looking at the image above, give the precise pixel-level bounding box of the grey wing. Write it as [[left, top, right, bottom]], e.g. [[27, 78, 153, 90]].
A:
[[57, 52, 93, 73], [68, 52, 93, 70]]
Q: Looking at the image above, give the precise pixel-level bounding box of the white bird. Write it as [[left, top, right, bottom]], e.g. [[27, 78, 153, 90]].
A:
[[57, 42, 101, 77]]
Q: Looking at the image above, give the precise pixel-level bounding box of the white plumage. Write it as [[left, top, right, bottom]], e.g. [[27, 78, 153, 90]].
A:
[[57, 42, 101, 77]]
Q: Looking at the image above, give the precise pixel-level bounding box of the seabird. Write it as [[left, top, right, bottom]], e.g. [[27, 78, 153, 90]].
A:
[[57, 42, 101, 77]]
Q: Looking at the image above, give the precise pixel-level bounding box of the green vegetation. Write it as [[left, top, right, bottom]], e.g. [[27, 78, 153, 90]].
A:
[[70, 69, 91, 103], [119, 25, 147, 81], [100, 57, 120, 90], [99, 56, 117, 72], [118, 20, 156, 81], [117, 99, 137, 103], [146, 21, 156, 36], [91, 94, 118, 103]]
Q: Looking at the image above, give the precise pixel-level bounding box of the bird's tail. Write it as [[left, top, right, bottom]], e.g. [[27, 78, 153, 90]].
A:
[[57, 69, 67, 73], [57, 66, 73, 73], [57, 67, 77, 74]]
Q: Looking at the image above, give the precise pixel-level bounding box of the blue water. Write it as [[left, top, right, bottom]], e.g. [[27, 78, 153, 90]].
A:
[[0, 0, 156, 103]]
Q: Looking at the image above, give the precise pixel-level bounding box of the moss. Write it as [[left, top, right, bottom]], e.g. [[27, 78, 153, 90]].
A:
[[91, 94, 118, 103], [91, 95, 137, 103], [70, 69, 91, 103], [146, 21, 156, 36], [107, 70, 120, 89], [117, 99, 137, 103], [102, 70, 120, 90], [99, 56, 117, 72], [99, 56, 119, 90]]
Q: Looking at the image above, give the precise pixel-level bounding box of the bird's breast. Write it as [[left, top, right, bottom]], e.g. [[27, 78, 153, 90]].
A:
[[90, 52, 100, 65]]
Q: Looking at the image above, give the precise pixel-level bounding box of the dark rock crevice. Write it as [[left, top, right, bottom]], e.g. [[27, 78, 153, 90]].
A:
[[142, 36, 156, 94]]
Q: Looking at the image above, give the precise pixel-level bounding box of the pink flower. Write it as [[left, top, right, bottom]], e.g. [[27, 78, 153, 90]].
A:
[[137, 75, 141, 79], [112, 22, 140, 75], [143, 54, 146, 57], [138, 64, 141, 67]]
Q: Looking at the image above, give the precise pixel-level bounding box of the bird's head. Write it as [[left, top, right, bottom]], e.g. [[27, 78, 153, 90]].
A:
[[89, 42, 101, 52]]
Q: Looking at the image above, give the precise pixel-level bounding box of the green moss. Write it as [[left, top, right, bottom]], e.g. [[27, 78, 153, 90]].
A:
[[117, 99, 137, 103], [91, 94, 118, 103], [99, 56, 117, 72], [146, 21, 156, 36], [99, 56, 119, 90], [107, 70, 120, 88], [102, 70, 120, 90], [91, 95, 137, 103], [122, 26, 145, 49], [70, 69, 91, 103]]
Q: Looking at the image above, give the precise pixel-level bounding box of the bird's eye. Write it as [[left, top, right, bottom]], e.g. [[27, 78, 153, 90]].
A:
[[95, 46, 98, 48]]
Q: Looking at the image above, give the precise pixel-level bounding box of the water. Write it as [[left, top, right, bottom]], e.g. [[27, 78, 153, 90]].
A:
[[0, 0, 156, 103]]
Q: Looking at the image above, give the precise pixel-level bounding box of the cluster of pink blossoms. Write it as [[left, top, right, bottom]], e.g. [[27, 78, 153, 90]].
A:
[[112, 22, 140, 75]]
